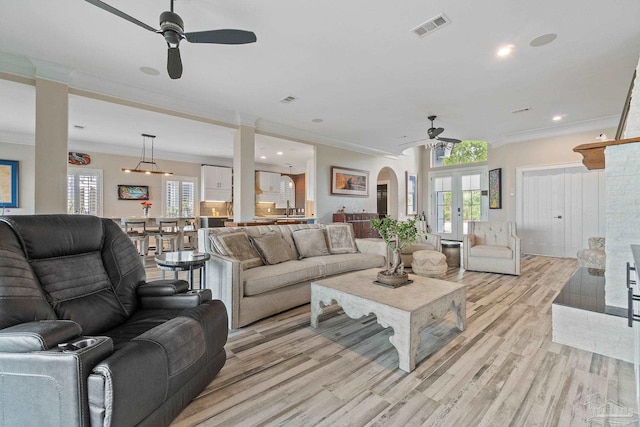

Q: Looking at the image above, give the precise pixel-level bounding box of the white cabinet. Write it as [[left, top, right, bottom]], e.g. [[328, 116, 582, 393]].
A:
[[256, 171, 281, 203], [201, 165, 232, 201]]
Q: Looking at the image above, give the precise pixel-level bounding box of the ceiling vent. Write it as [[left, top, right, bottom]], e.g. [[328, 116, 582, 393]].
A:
[[411, 14, 450, 37], [279, 95, 297, 104], [511, 107, 531, 114]]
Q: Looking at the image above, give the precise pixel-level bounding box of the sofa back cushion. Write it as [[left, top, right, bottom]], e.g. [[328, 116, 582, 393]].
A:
[[2, 215, 137, 335], [249, 232, 294, 265], [216, 232, 264, 270], [0, 221, 57, 329], [469, 221, 515, 247]]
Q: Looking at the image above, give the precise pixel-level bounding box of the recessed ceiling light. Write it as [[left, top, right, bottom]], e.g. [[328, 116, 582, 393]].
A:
[[530, 33, 557, 48], [497, 44, 514, 57], [277, 151, 283, 155], [260, 155, 266, 159], [139, 66, 160, 76], [311, 118, 324, 123], [552, 115, 563, 121]]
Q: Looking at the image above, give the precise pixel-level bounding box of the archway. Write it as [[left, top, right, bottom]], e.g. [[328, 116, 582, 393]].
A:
[[377, 167, 399, 218]]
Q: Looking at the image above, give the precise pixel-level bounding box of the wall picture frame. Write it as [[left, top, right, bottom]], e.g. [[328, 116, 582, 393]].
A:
[[331, 166, 369, 197], [406, 171, 417, 216], [118, 185, 149, 200], [0, 159, 19, 208], [489, 168, 502, 209]]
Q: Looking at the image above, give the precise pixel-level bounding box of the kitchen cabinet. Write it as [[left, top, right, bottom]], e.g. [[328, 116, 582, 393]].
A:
[[333, 213, 381, 238], [256, 171, 281, 203], [201, 165, 232, 202]]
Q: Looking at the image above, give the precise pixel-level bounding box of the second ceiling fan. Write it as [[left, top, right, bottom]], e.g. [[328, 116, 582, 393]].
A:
[[84, 0, 257, 79]]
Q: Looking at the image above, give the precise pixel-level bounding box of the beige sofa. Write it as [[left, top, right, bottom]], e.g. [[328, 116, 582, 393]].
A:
[[198, 224, 387, 329]]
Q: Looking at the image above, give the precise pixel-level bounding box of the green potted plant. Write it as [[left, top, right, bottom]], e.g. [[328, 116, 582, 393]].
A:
[[370, 216, 422, 286]]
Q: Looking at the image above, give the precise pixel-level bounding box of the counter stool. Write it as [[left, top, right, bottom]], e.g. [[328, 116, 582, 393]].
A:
[[153, 220, 180, 254], [122, 220, 149, 258], [181, 221, 198, 250], [411, 250, 448, 278]]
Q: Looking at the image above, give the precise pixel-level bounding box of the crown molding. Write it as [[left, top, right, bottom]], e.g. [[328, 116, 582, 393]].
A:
[[493, 115, 620, 147], [0, 130, 34, 145]]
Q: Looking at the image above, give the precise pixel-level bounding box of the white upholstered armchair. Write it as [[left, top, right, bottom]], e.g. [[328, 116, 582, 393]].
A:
[[463, 221, 521, 275]]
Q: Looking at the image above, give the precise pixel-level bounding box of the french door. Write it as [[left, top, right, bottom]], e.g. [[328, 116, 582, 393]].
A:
[[430, 168, 487, 241]]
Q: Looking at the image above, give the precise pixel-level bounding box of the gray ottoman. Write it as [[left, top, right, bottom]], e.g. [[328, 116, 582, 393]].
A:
[[412, 250, 448, 278]]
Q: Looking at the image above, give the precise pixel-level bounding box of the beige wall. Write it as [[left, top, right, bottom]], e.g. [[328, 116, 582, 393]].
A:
[[487, 127, 617, 223], [315, 144, 422, 224]]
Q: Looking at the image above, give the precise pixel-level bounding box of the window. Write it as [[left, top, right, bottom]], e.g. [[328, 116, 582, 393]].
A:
[[434, 176, 452, 234], [432, 140, 488, 167], [461, 173, 482, 234], [163, 176, 196, 217], [67, 167, 103, 216]]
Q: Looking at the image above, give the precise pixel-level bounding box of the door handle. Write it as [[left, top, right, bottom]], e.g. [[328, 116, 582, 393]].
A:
[[553, 215, 563, 219]]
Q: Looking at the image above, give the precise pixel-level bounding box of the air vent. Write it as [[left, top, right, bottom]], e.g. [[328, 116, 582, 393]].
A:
[[511, 107, 531, 114], [279, 95, 297, 104], [411, 13, 450, 37]]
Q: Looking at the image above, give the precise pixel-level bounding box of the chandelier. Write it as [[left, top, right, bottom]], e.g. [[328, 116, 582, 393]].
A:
[[122, 134, 173, 175], [426, 140, 455, 159]]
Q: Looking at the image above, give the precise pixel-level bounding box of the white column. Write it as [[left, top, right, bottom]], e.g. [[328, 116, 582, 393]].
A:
[[233, 124, 256, 222], [35, 78, 68, 214]]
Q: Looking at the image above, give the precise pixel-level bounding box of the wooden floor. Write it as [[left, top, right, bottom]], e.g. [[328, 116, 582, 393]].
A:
[[145, 255, 637, 426]]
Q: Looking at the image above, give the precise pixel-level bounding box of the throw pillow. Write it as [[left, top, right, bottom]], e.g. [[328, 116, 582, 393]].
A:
[[216, 232, 264, 270], [249, 232, 293, 265], [292, 228, 329, 258], [325, 223, 358, 254]]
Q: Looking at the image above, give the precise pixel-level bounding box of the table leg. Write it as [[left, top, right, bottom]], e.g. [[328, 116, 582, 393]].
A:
[[310, 290, 324, 328], [188, 265, 194, 290], [200, 264, 205, 290]]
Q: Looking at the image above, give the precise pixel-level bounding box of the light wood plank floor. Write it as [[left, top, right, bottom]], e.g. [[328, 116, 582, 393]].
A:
[[145, 255, 637, 426]]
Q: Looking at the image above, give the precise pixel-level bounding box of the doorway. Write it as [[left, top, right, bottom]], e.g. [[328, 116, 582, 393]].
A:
[[377, 184, 388, 216], [429, 168, 487, 241], [517, 165, 605, 257]]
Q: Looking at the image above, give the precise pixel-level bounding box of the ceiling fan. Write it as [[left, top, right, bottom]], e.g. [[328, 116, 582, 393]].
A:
[[84, 0, 257, 79], [426, 115, 461, 159], [427, 115, 461, 144]]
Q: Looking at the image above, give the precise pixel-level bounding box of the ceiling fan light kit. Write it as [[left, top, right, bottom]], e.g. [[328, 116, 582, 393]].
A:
[[84, 0, 257, 79], [122, 134, 173, 175]]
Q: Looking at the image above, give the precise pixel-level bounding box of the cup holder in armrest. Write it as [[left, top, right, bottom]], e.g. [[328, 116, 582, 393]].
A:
[[58, 337, 102, 352], [186, 290, 206, 294]]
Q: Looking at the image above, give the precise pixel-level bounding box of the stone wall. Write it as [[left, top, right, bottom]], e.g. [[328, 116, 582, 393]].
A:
[[605, 57, 640, 307]]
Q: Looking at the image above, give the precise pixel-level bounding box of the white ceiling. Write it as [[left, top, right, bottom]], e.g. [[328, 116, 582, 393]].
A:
[[1, 0, 639, 164]]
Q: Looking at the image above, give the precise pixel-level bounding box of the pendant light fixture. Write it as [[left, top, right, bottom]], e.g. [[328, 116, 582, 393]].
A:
[[122, 133, 173, 175]]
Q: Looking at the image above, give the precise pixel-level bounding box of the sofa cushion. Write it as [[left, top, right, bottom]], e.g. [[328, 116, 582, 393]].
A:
[[325, 224, 358, 254], [292, 229, 329, 258], [249, 232, 293, 265], [469, 244, 513, 259], [301, 253, 386, 276], [216, 232, 264, 270], [243, 260, 323, 296]]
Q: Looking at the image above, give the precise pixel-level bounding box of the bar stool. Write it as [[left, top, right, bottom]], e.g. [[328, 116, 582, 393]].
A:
[[121, 220, 149, 257], [153, 220, 180, 254], [181, 220, 198, 250]]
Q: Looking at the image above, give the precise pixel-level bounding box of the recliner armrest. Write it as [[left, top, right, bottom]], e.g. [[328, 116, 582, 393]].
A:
[[138, 279, 190, 296], [139, 289, 213, 309], [0, 320, 82, 352]]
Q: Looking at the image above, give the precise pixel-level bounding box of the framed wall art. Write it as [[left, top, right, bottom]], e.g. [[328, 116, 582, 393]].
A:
[[406, 172, 417, 216], [118, 185, 149, 200], [0, 160, 19, 208], [489, 168, 502, 209], [331, 166, 369, 197]]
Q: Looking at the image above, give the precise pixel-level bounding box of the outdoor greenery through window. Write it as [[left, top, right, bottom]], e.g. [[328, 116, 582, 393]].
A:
[[433, 140, 488, 167], [164, 176, 196, 217], [67, 168, 102, 216], [461, 174, 481, 234]]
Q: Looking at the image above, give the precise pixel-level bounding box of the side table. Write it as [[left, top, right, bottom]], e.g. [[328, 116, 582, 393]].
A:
[[155, 251, 210, 290], [441, 242, 461, 268]]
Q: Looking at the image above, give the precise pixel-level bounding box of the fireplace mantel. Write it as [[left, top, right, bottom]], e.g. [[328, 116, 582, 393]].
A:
[[573, 136, 640, 170]]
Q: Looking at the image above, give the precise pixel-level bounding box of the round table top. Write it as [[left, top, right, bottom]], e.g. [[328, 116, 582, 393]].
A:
[[155, 251, 210, 267], [441, 241, 461, 248]]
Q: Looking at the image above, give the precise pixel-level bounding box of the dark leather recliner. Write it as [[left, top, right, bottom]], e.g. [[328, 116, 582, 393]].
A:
[[0, 215, 228, 427]]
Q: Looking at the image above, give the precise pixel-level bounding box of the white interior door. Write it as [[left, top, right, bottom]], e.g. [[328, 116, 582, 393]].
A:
[[520, 166, 605, 257]]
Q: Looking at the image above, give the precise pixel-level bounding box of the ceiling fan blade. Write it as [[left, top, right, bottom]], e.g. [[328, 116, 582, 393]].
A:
[[436, 136, 462, 144], [84, 0, 158, 33], [167, 47, 183, 79], [185, 29, 257, 44]]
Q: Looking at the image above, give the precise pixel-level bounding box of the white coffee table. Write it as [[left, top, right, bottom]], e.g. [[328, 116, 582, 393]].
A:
[[310, 268, 466, 372]]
